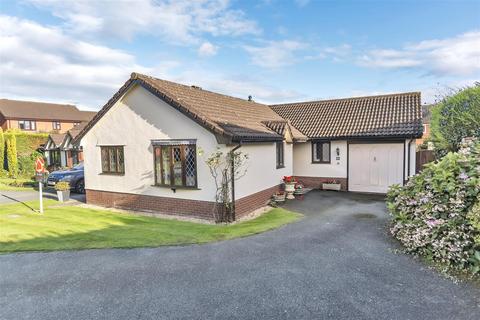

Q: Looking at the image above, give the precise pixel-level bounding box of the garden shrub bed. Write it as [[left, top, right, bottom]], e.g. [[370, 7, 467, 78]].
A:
[[387, 139, 480, 275]]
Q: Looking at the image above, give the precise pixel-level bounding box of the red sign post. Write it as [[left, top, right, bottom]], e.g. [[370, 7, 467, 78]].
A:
[[35, 157, 45, 213], [35, 157, 45, 174]]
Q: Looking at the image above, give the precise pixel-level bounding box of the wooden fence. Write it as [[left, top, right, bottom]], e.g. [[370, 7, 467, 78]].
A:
[[416, 150, 435, 173]]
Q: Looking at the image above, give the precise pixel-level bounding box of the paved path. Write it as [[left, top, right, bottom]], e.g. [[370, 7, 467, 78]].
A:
[[0, 189, 85, 204], [0, 191, 478, 320]]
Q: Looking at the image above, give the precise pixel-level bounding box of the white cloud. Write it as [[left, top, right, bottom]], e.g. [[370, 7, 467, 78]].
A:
[[0, 15, 299, 109], [170, 69, 305, 104], [243, 40, 307, 68], [305, 44, 352, 61], [198, 42, 218, 57], [359, 31, 480, 76], [322, 44, 352, 57], [0, 15, 152, 109], [295, 0, 311, 7], [26, 0, 260, 43]]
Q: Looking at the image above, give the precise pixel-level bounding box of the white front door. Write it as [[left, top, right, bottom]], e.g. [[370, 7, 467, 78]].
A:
[[348, 143, 404, 193]]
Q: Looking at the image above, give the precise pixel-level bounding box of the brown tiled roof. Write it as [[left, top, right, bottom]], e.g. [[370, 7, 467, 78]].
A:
[[270, 92, 423, 139], [0, 99, 94, 122], [68, 122, 88, 139], [76, 73, 306, 143], [49, 133, 66, 147]]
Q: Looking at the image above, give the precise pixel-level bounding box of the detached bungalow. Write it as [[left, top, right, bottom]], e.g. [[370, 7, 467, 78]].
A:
[[76, 73, 422, 221]]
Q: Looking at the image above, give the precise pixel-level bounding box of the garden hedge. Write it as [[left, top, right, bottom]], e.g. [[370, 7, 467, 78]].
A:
[[387, 139, 480, 274], [2, 130, 48, 178]]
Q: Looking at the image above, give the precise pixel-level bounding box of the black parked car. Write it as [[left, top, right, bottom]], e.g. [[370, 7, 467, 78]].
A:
[[47, 162, 85, 193]]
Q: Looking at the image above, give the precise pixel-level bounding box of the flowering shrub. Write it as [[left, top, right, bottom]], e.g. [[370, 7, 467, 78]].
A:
[[467, 196, 480, 246], [283, 176, 296, 184], [387, 139, 480, 274]]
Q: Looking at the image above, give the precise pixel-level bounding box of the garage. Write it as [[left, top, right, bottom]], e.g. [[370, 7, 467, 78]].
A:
[[348, 142, 404, 193]]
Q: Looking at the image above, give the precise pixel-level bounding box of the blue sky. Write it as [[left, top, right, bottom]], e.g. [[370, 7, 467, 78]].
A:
[[1, 0, 479, 111]]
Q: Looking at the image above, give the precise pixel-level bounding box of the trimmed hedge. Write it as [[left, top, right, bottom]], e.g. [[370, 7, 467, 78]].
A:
[[2, 130, 48, 178]]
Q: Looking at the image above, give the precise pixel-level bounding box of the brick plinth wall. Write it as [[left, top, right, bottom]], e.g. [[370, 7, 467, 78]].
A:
[[86, 189, 217, 220], [86, 185, 280, 221], [235, 184, 280, 218], [294, 176, 348, 191]]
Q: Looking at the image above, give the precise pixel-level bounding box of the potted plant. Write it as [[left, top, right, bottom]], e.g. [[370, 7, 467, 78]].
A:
[[283, 176, 296, 199], [322, 179, 342, 191], [55, 181, 71, 202], [273, 191, 286, 203], [294, 182, 305, 195]]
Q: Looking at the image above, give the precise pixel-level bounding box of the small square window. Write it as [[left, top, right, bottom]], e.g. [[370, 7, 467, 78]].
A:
[[52, 121, 61, 130], [312, 141, 331, 163], [18, 120, 36, 131], [100, 146, 125, 174]]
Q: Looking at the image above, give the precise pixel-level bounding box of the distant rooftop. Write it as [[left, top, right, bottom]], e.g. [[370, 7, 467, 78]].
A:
[[0, 99, 95, 122]]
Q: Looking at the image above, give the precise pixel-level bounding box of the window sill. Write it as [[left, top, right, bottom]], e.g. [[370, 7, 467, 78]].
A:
[[311, 161, 331, 164], [151, 185, 201, 190], [276, 165, 285, 169], [99, 172, 125, 176]]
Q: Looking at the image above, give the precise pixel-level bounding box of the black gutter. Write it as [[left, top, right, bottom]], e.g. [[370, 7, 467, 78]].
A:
[[230, 143, 242, 221]]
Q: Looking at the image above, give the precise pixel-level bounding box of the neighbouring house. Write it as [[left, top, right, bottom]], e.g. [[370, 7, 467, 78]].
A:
[[44, 123, 87, 169], [75, 73, 422, 221], [416, 104, 434, 148], [0, 99, 96, 133]]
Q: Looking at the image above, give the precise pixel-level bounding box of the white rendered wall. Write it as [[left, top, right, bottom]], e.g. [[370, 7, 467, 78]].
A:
[[292, 140, 347, 178], [235, 141, 292, 199]]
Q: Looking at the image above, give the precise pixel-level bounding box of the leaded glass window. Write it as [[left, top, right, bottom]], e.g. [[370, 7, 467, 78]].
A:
[[153, 141, 197, 188], [312, 141, 331, 164], [100, 146, 125, 174]]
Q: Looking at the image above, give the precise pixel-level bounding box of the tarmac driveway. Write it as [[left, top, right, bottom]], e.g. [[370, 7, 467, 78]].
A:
[[0, 191, 478, 320]]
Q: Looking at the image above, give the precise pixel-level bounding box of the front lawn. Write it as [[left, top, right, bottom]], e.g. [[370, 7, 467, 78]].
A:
[[0, 200, 301, 253]]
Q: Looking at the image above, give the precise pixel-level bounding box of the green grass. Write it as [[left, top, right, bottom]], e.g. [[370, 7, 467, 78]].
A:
[[0, 177, 36, 191], [0, 200, 301, 253]]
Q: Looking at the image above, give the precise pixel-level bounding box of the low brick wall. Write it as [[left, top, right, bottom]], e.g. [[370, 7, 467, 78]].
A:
[[86, 189, 217, 220], [294, 176, 348, 191], [86, 184, 281, 221], [235, 184, 280, 218]]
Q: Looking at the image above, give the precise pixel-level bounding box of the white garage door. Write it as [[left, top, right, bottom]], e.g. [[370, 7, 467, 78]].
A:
[[348, 143, 404, 193]]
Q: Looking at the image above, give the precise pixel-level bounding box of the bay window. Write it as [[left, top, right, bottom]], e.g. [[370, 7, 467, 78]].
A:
[[152, 139, 197, 188]]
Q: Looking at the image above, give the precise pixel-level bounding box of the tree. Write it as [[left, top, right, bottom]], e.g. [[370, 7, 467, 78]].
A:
[[0, 128, 4, 171], [206, 148, 248, 223], [430, 84, 480, 156], [6, 134, 18, 177]]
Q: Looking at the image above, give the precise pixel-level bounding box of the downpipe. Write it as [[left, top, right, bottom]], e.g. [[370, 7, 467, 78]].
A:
[[230, 143, 242, 221]]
